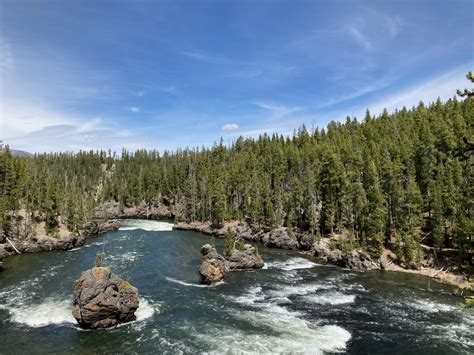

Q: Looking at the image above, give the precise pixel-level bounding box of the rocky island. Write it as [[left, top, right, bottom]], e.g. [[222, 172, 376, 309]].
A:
[[199, 230, 264, 284], [72, 266, 139, 329]]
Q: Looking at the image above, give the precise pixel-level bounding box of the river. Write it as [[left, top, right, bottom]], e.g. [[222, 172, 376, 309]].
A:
[[0, 219, 472, 354]]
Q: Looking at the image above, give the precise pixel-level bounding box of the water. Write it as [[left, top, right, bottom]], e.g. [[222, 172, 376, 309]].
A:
[[0, 220, 472, 354]]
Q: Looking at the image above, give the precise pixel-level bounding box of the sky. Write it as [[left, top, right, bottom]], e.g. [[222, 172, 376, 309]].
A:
[[0, 0, 472, 153]]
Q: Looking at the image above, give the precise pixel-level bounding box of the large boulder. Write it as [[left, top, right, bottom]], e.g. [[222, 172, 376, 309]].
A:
[[199, 243, 265, 284], [261, 228, 298, 249], [199, 244, 229, 285], [226, 244, 264, 270], [72, 267, 139, 329]]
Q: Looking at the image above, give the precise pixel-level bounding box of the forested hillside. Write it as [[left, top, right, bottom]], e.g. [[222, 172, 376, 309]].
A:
[[0, 95, 472, 271]]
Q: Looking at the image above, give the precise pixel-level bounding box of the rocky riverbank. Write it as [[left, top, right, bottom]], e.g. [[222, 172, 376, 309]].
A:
[[0, 198, 174, 269], [0, 220, 119, 269], [175, 221, 473, 291]]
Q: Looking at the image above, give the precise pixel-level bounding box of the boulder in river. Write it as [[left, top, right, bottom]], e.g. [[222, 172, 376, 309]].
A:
[[226, 244, 264, 270], [199, 244, 229, 285], [199, 243, 264, 284], [72, 267, 139, 329]]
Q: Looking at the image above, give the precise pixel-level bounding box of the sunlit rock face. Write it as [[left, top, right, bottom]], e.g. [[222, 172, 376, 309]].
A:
[[72, 267, 139, 329]]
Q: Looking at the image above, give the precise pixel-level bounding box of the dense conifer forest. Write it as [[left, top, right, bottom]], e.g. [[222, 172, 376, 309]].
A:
[[0, 94, 472, 272]]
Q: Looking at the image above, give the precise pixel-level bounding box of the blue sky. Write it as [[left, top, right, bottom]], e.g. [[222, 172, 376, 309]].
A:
[[0, 0, 472, 153]]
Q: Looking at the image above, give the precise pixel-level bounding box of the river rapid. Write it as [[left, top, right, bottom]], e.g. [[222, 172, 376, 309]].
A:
[[0, 219, 472, 354]]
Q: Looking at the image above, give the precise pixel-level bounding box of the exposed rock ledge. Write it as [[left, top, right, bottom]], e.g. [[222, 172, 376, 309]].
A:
[[176, 221, 472, 291], [199, 243, 264, 284], [0, 220, 119, 268]]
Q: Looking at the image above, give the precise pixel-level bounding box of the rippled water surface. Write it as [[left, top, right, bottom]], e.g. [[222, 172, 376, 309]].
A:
[[0, 220, 472, 354]]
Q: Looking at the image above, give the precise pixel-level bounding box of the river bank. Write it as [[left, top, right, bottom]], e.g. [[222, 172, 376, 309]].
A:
[[0, 219, 119, 269], [1, 199, 471, 292], [174, 220, 473, 291]]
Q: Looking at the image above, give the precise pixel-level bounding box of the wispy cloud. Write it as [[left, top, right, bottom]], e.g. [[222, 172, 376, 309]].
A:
[[345, 8, 402, 51], [0, 99, 148, 153], [317, 76, 393, 108], [324, 65, 470, 122], [226, 114, 319, 139], [366, 66, 468, 114], [128, 106, 140, 113], [251, 101, 303, 115], [0, 38, 14, 74], [1, 99, 76, 138], [161, 85, 177, 94], [348, 24, 372, 50], [180, 51, 231, 64], [222, 123, 239, 130]]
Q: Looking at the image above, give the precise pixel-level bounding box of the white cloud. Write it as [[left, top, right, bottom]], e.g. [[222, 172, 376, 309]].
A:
[[222, 123, 239, 130], [0, 99, 76, 138], [128, 106, 140, 113], [0, 98, 150, 153]]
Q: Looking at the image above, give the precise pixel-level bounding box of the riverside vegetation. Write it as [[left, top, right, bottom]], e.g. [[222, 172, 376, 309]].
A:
[[0, 75, 473, 288]]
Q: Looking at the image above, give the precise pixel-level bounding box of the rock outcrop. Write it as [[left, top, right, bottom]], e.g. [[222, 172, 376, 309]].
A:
[[311, 240, 378, 270], [83, 220, 120, 236], [226, 244, 264, 270], [72, 267, 139, 329], [199, 244, 229, 284], [260, 228, 298, 250], [199, 243, 264, 284], [0, 219, 120, 271]]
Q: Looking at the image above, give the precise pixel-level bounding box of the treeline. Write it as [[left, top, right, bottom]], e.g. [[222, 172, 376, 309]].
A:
[[0, 96, 472, 269]]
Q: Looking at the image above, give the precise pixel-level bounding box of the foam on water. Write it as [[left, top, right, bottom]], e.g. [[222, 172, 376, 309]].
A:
[[264, 257, 317, 271], [135, 298, 160, 321], [1, 297, 158, 328], [212, 285, 352, 354], [165, 277, 209, 288], [119, 219, 174, 231], [0, 297, 76, 327], [231, 286, 265, 305], [408, 299, 458, 313], [304, 292, 356, 305], [268, 281, 333, 299]]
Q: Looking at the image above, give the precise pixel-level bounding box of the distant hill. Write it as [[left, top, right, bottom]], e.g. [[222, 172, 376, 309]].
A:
[[0, 142, 34, 157], [11, 149, 33, 157]]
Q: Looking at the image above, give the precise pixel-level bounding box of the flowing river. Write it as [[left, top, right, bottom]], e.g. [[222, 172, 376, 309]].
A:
[[0, 220, 472, 354]]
